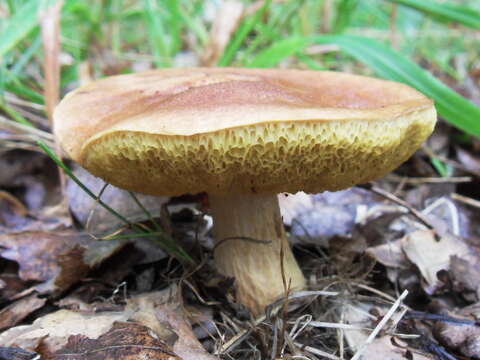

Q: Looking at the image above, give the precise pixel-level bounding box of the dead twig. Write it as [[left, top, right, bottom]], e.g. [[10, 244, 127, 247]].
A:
[[422, 145, 480, 178], [294, 342, 341, 360], [451, 192, 480, 210], [350, 290, 409, 360], [359, 183, 438, 234], [0, 191, 29, 216], [386, 174, 472, 184], [0, 115, 54, 144], [217, 290, 338, 355]]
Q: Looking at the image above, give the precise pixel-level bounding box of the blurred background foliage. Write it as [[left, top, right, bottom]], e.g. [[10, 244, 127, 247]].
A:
[[0, 0, 479, 136]]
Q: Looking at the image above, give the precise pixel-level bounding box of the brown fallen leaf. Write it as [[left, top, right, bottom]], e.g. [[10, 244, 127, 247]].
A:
[[0, 268, 29, 301], [341, 301, 432, 359], [401, 230, 470, 294], [450, 254, 480, 299], [0, 191, 28, 217], [279, 188, 386, 244], [0, 230, 89, 284], [0, 346, 39, 360], [368, 230, 473, 295], [366, 238, 408, 269], [0, 194, 29, 233], [361, 336, 432, 360], [127, 291, 218, 360], [66, 165, 168, 235], [456, 147, 480, 177], [0, 151, 45, 190], [433, 306, 480, 358], [0, 228, 127, 294], [0, 288, 218, 360], [53, 322, 181, 360], [0, 293, 46, 331], [0, 309, 131, 351]]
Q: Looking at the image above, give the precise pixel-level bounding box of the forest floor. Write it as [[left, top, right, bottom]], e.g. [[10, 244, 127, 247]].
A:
[[1, 1, 480, 359]]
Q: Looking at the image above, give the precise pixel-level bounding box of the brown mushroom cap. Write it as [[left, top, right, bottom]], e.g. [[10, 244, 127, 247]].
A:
[[54, 68, 436, 196]]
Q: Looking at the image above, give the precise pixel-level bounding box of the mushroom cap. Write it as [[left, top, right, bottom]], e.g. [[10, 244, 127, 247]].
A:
[[54, 68, 436, 196]]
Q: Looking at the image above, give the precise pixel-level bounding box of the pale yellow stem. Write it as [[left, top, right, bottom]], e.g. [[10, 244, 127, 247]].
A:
[[209, 192, 306, 315]]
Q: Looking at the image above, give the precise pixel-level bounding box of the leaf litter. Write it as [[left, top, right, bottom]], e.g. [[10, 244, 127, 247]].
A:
[[0, 287, 215, 360], [4, 130, 480, 359], [2, 2, 480, 360]]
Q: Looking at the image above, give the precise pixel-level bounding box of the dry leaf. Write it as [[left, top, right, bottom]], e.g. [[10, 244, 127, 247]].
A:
[[341, 302, 432, 359], [367, 230, 480, 298], [0, 289, 218, 360], [361, 336, 432, 360], [341, 299, 431, 359], [401, 230, 470, 293], [279, 188, 385, 244], [0, 309, 130, 351], [366, 238, 408, 268], [450, 254, 480, 298], [54, 322, 180, 360], [341, 300, 378, 352], [456, 147, 480, 177], [0, 346, 39, 360], [0, 151, 44, 189], [66, 165, 168, 236], [0, 269, 28, 301], [127, 291, 218, 360], [0, 230, 89, 284], [0, 294, 46, 331], [0, 229, 127, 294], [0, 150, 63, 232], [433, 306, 480, 359]]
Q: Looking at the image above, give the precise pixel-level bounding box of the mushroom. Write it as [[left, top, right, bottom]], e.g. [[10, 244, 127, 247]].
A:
[[53, 68, 436, 314]]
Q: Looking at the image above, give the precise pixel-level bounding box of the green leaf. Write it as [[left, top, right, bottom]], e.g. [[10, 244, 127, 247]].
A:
[[387, 0, 480, 29], [239, 0, 304, 65], [217, 0, 272, 66], [0, 1, 41, 58], [142, 0, 170, 67], [312, 35, 480, 137], [248, 34, 480, 137], [247, 36, 309, 67], [164, 0, 183, 55], [176, 6, 208, 45], [5, 80, 44, 104], [37, 140, 194, 263], [332, 0, 359, 33]]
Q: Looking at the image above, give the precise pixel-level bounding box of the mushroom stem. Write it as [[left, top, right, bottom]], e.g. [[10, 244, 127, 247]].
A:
[[209, 192, 306, 314]]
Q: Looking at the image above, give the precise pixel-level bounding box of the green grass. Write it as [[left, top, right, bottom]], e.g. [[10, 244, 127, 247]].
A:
[[38, 140, 194, 264], [2, 0, 479, 259], [387, 0, 480, 29]]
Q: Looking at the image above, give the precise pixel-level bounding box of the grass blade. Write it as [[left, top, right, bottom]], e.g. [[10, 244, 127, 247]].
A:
[[217, 0, 271, 66], [332, 0, 359, 33], [312, 35, 480, 137], [387, 0, 480, 29], [5, 80, 44, 104], [247, 36, 309, 67], [249, 35, 480, 137], [0, 0, 55, 58], [37, 140, 193, 263], [164, 0, 183, 55], [142, 0, 170, 67]]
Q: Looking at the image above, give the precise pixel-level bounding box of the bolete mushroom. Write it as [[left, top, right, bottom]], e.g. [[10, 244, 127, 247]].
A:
[[53, 68, 436, 314]]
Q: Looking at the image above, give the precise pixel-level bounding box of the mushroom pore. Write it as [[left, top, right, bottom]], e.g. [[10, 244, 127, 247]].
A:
[[54, 67, 437, 314]]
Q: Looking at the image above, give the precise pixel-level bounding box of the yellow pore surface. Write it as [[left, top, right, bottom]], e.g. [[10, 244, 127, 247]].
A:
[[54, 68, 437, 196], [82, 107, 436, 196]]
